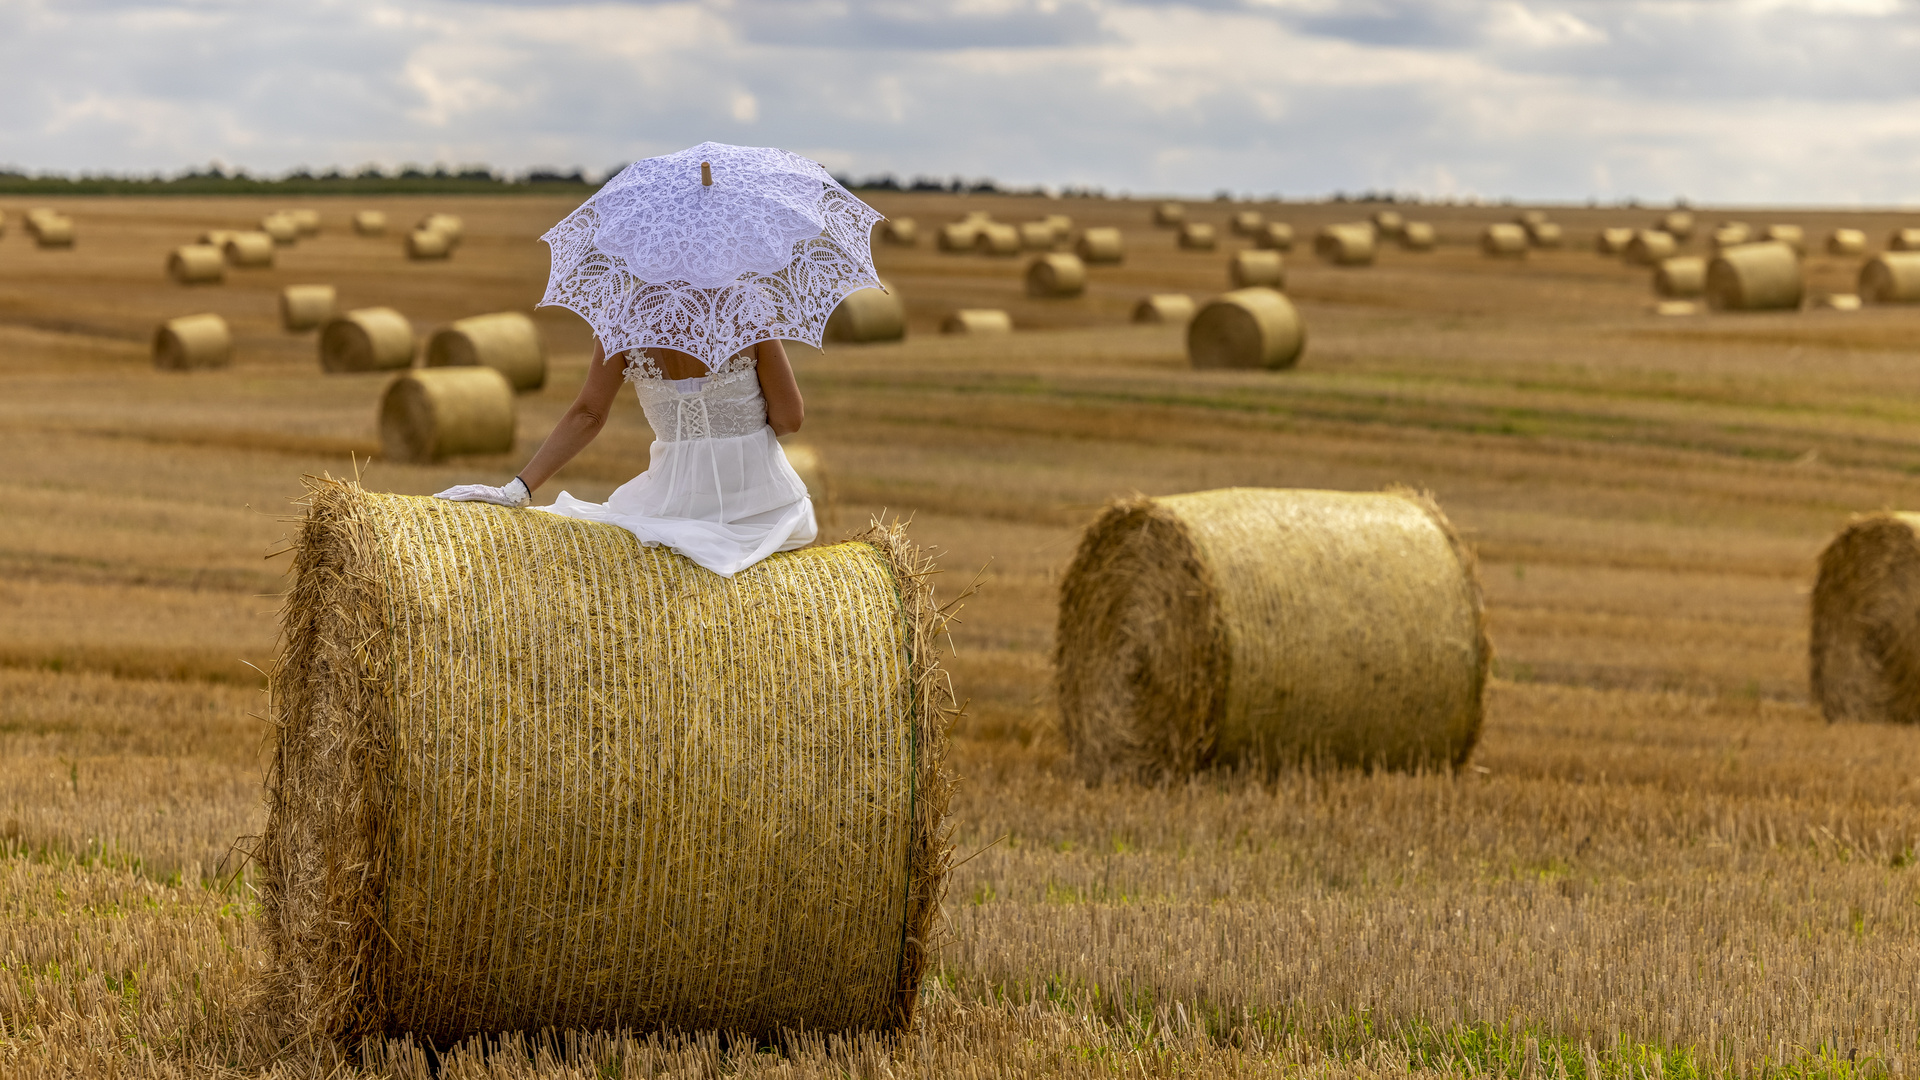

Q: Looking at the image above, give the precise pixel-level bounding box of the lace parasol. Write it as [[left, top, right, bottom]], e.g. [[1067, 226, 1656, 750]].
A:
[[539, 142, 885, 372]]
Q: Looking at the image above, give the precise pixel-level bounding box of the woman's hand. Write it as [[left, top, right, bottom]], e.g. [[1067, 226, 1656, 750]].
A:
[[435, 477, 531, 507]]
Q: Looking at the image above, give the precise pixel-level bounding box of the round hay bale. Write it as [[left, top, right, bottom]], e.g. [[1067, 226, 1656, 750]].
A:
[[1526, 221, 1563, 248], [1517, 209, 1550, 228], [1055, 487, 1487, 781], [1654, 256, 1707, 299], [879, 218, 917, 246], [1227, 249, 1285, 289], [1711, 222, 1753, 251], [352, 211, 387, 237], [1186, 288, 1304, 371], [425, 312, 547, 392], [1481, 223, 1528, 258], [974, 223, 1021, 257], [1859, 252, 1920, 304], [1026, 253, 1087, 298], [200, 228, 238, 248], [1370, 209, 1405, 239], [29, 214, 74, 248], [780, 440, 836, 527], [1074, 227, 1124, 265], [1253, 222, 1294, 251], [1819, 293, 1862, 311], [417, 213, 464, 245], [1596, 227, 1635, 255], [1890, 228, 1920, 252], [320, 307, 415, 374], [1132, 294, 1196, 325], [407, 229, 452, 260], [262, 481, 953, 1044], [281, 285, 337, 332], [261, 213, 301, 245], [1399, 222, 1437, 251], [1706, 241, 1804, 312], [1177, 222, 1217, 251], [1623, 230, 1678, 267], [1762, 224, 1805, 253], [289, 209, 322, 237], [1808, 512, 1920, 724], [1153, 202, 1186, 227], [1018, 221, 1058, 250], [1314, 224, 1376, 266], [1660, 209, 1696, 240], [167, 245, 226, 285], [378, 367, 516, 462], [941, 309, 1013, 335], [224, 232, 275, 268], [825, 286, 907, 343], [1043, 213, 1073, 240], [1827, 228, 1868, 256], [1230, 210, 1265, 236], [935, 221, 979, 253], [152, 313, 232, 371]]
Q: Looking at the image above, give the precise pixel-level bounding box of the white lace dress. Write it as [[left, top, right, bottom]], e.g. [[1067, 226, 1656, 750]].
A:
[[537, 349, 817, 577]]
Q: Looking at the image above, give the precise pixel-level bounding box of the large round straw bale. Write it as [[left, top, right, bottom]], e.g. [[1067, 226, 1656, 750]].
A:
[[1859, 252, 1920, 304], [1132, 294, 1196, 325], [1018, 221, 1058, 250], [417, 213, 464, 245], [1890, 228, 1920, 252], [1526, 221, 1563, 248], [152, 313, 232, 371], [1074, 227, 1124, 265], [1177, 222, 1217, 251], [1227, 249, 1285, 289], [1254, 222, 1294, 251], [1481, 223, 1528, 258], [1187, 288, 1304, 371], [426, 312, 548, 392], [289, 209, 321, 236], [1314, 224, 1376, 266], [1230, 210, 1265, 236], [1762, 224, 1805, 253], [935, 222, 978, 253], [1660, 210, 1696, 240], [224, 232, 275, 268], [1043, 213, 1073, 240], [879, 218, 917, 246], [1624, 230, 1678, 267], [780, 440, 836, 527], [1706, 241, 1804, 312], [1827, 228, 1868, 256], [1399, 222, 1437, 251], [1371, 210, 1405, 239], [974, 223, 1021, 257], [1596, 227, 1635, 255], [28, 214, 74, 248], [1711, 222, 1753, 251], [407, 229, 452, 260], [941, 309, 1013, 335], [262, 481, 952, 1044], [825, 286, 907, 343], [1654, 256, 1707, 299], [1055, 487, 1487, 781], [167, 245, 226, 285], [378, 367, 515, 462], [1808, 512, 1920, 724], [352, 211, 387, 237], [1153, 202, 1186, 227], [261, 214, 300, 246], [281, 285, 337, 332], [320, 307, 415, 374], [1026, 253, 1087, 298]]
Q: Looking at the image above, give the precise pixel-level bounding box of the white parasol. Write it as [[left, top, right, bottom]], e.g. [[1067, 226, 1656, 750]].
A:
[[538, 141, 885, 372]]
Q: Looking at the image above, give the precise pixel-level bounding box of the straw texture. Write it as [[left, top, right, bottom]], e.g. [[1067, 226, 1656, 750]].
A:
[[1313, 224, 1375, 266], [1074, 227, 1124, 265], [321, 307, 415, 374], [1860, 253, 1920, 304], [1025, 253, 1087, 298], [1055, 488, 1488, 782], [261, 480, 956, 1045], [1177, 223, 1217, 251], [152, 313, 231, 371], [1227, 250, 1285, 289], [281, 285, 337, 332], [1132, 294, 1195, 325], [167, 245, 225, 285], [353, 211, 388, 237], [1654, 256, 1706, 299], [941, 310, 1013, 335], [1481, 224, 1528, 258], [1810, 512, 1920, 725], [1827, 229, 1867, 256], [1707, 241, 1803, 312], [379, 367, 516, 463], [825, 287, 907, 343], [425, 312, 548, 391]]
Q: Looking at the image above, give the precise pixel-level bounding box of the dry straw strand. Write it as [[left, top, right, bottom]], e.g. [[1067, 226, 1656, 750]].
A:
[[1810, 512, 1920, 724]]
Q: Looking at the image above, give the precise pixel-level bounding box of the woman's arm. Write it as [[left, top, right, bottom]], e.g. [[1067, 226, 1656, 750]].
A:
[[755, 340, 804, 436], [517, 339, 628, 492]]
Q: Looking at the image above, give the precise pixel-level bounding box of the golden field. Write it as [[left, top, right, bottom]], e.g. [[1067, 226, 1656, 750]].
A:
[[3, 191, 1920, 1077]]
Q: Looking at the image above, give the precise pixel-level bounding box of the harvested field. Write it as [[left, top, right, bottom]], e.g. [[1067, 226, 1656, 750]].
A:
[[3, 192, 1920, 1077]]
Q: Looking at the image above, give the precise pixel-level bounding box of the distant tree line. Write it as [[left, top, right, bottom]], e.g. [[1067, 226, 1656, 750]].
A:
[[0, 163, 604, 196]]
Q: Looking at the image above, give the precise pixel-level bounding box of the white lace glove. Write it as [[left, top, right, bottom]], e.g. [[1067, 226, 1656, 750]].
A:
[[433, 476, 531, 508]]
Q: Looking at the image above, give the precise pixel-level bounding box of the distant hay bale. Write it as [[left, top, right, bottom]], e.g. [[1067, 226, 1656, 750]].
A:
[[1399, 222, 1437, 251], [1660, 210, 1696, 240], [1859, 252, 1920, 304], [1018, 221, 1058, 250], [425, 312, 548, 392], [1809, 512, 1920, 725], [1026, 253, 1087, 298], [417, 213, 464, 245], [1890, 228, 1920, 252], [1227, 249, 1285, 289], [1762, 224, 1805, 253], [152, 313, 232, 371], [280, 285, 337, 332], [825, 286, 907, 343], [1177, 222, 1217, 251], [1230, 210, 1265, 236], [1314, 223, 1376, 266], [1253, 222, 1294, 251], [1074, 227, 1124, 265], [941, 309, 1013, 335], [1623, 230, 1678, 267], [261, 480, 952, 1043], [780, 440, 836, 527], [1827, 228, 1868, 256], [1819, 293, 1862, 311], [407, 229, 452, 260], [289, 209, 322, 237], [1711, 222, 1753, 251], [320, 307, 415, 374], [1043, 213, 1073, 240], [26, 212, 74, 248], [1595, 227, 1635, 255], [352, 211, 388, 237], [1187, 288, 1304, 370], [224, 232, 276, 268], [1054, 487, 1487, 782], [1132, 294, 1196, 325], [1481, 223, 1528, 258], [1370, 210, 1405, 239], [167, 245, 226, 285], [1153, 202, 1186, 227], [261, 214, 301, 246], [1526, 221, 1563, 248], [378, 367, 516, 463], [879, 218, 918, 246], [1654, 256, 1707, 299], [935, 222, 979, 253], [1706, 241, 1804, 312], [1650, 300, 1698, 317], [974, 223, 1021, 257], [1516, 209, 1550, 228], [200, 229, 238, 248]]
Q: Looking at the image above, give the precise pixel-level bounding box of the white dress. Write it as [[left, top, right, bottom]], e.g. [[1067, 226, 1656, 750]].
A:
[[538, 349, 818, 577]]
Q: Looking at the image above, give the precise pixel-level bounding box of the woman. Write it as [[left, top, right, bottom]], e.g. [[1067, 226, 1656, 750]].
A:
[[434, 336, 815, 577]]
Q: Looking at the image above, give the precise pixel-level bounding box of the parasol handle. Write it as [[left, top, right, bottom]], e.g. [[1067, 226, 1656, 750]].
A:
[[701, 161, 712, 186]]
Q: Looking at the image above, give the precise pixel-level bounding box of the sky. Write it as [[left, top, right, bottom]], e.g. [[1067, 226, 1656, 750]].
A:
[[3, 0, 1920, 205]]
